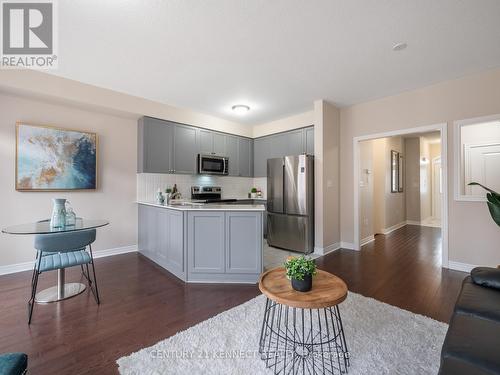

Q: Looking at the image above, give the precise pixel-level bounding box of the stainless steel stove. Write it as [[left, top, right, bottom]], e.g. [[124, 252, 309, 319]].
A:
[[190, 186, 237, 203]]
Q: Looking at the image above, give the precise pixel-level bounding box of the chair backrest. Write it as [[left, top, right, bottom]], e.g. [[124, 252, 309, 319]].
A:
[[34, 229, 96, 253]]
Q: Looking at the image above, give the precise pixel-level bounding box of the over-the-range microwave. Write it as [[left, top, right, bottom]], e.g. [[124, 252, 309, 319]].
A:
[[197, 154, 229, 175]]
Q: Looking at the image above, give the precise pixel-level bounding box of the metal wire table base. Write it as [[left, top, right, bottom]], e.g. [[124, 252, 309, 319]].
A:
[[259, 298, 350, 375]]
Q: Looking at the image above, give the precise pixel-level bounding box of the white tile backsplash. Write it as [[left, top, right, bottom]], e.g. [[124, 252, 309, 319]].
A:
[[137, 174, 268, 202]]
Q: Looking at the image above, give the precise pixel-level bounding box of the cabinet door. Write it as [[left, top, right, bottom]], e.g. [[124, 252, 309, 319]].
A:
[[305, 127, 314, 155], [138, 205, 149, 256], [172, 124, 197, 174], [187, 212, 225, 273], [287, 129, 304, 156], [166, 210, 184, 275], [238, 138, 252, 177], [155, 208, 169, 266], [213, 133, 226, 155], [198, 129, 213, 154], [225, 135, 239, 176], [253, 137, 269, 177], [143, 118, 172, 173], [225, 212, 262, 274]]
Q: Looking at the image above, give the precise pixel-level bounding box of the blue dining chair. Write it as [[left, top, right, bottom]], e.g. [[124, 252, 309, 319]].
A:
[[28, 229, 100, 324]]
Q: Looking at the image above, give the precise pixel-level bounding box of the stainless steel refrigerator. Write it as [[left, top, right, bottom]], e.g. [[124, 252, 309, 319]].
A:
[[267, 154, 314, 254]]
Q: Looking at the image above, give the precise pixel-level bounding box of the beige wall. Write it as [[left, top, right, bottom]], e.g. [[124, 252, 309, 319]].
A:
[[405, 138, 421, 222], [0, 92, 137, 268], [252, 111, 313, 138], [0, 70, 252, 137], [314, 100, 340, 252], [341, 67, 500, 267]]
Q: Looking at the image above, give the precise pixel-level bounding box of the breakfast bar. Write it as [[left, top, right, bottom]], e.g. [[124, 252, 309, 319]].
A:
[[137, 202, 264, 283]]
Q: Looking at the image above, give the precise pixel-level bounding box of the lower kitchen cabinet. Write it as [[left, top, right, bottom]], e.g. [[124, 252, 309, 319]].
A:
[[138, 205, 186, 280], [139, 203, 264, 283], [225, 212, 262, 274], [187, 211, 225, 274]]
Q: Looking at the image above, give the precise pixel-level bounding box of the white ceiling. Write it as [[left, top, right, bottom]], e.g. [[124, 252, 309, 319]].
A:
[[53, 0, 500, 125]]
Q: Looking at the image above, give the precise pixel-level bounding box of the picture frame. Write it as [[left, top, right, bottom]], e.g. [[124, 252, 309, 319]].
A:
[[16, 122, 98, 191], [398, 153, 404, 192]]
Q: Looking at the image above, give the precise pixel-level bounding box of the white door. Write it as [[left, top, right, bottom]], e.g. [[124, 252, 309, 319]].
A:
[[432, 157, 442, 220]]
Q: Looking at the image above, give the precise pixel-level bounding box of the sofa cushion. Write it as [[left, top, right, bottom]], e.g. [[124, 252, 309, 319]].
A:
[[441, 314, 500, 374], [0, 353, 27, 375], [440, 357, 499, 375], [454, 276, 500, 322], [471, 267, 500, 290]]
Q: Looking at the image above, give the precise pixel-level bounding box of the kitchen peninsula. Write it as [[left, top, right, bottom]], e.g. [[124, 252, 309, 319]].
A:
[[137, 202, 264, 283]]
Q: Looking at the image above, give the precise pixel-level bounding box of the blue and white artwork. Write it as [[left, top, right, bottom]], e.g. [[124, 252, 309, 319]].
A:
[[16, 123, 97, 191]]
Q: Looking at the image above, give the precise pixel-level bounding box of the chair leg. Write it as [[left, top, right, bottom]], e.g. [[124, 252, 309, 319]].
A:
[[28, 255, 42, 325], [89, 245, 100, 305]]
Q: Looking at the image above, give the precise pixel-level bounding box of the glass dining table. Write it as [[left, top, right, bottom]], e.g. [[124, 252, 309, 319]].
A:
[[2, 218, 109, 303]]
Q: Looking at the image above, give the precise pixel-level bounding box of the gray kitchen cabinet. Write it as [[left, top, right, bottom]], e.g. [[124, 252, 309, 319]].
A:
[[253, 136, 270, 177], [165, 209, 185, 277], [187, 211, 225, 273], [138, 205, 150, 256], [305, 127, 314, 155], [225, 135, 239, 176], [172, 124, 197, 174], [238, 137, 253, 177], [252, 126, 314, 177], [213, 133, 226, 155], [155, 208, 169, 266], [198, 129, 214, 155], [225, 212, 262, 274], [138, 117, 173, 173], [287, 129, 304, 155]]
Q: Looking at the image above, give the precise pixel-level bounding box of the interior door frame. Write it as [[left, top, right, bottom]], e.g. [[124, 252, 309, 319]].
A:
[[432, 156, 442, 219], [353, 123, 449, 268]]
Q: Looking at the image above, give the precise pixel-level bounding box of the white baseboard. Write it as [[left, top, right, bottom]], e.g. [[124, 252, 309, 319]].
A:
[[382, 221, 407, 234], [313, 242, 341, 256], [405, 220, 421, 226], [340, 242, 357, 250], [447, 261, 477, 273], [0, 244, 138, 276], [360, 235, 375, 246]]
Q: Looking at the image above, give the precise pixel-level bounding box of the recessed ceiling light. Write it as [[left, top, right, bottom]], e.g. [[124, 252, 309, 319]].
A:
[[231, 104, 250, 115], [392, 42, 407, 51]]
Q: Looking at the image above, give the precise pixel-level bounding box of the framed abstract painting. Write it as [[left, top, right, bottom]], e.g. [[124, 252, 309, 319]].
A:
[[16, 122, 97, 191]]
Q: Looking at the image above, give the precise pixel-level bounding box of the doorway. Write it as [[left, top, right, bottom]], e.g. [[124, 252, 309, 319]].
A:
[[353, 123, 448, 268]]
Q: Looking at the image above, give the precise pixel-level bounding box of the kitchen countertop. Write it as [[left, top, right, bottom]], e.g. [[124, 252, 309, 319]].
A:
[[137, 201, 265, 211]]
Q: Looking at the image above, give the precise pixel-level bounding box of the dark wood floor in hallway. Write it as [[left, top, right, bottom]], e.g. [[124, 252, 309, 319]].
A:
[[0, 224, 466, 374]]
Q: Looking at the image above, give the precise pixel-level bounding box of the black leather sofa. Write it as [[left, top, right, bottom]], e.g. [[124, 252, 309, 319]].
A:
[[439, 267, 500, 375]]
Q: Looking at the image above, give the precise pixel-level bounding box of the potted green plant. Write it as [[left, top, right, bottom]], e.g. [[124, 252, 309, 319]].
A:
[[284, 256, 317, 292], [250, 187, 258, 198], [468, 183, 500, 226]]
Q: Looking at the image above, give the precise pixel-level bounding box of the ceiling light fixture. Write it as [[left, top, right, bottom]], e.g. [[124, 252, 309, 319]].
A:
[[392, 42, 407, 51], [231, 104, 250, 115]]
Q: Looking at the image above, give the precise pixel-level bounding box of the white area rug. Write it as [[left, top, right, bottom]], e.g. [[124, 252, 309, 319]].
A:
[[117, 293, 447, 374]]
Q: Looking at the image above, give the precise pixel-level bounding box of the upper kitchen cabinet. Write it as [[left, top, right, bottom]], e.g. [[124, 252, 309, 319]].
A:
[[138, 117, 173, 173], [238, 137, 253, 177], [305, 126, 314, 155], [225, 135, 239, 176], [197, 129, 226, 156], [172, 124, 197, 174], [253, 126, 314, 177]]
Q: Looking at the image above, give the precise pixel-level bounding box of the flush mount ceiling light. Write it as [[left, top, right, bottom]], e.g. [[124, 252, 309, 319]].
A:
[[392, 42, 408, 51], [231, 104, 250, 115]]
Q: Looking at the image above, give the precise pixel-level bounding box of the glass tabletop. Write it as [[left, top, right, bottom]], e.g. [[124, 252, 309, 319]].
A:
[[2, 218, 109, 235]]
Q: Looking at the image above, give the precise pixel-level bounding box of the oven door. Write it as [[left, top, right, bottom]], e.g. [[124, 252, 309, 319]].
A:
[[198, 155, 228, 175]]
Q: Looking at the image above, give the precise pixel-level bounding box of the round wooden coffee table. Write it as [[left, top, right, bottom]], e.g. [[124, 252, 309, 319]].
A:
[[258, 267, 350, 375]]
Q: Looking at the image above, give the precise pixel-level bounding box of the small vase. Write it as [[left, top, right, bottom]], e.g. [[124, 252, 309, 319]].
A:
[[291, 274, 312, 292], [50, 198, 67, 228]]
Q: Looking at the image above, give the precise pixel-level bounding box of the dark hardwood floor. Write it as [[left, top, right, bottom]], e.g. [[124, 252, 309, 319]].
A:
[[0, 224, 466, 374]]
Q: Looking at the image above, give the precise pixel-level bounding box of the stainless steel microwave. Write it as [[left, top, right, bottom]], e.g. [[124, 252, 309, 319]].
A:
[[197, 154, 229, 175]]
